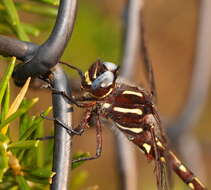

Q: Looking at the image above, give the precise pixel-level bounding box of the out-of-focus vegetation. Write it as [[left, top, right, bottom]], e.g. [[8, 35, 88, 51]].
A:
[[0, 57, 53, 190], [0, 0, 58, 40], [0, 0, 113, 189], [63, 1, 121, 74], [0, 0, 210, 190]]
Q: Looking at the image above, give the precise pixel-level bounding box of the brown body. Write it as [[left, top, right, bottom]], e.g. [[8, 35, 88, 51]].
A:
[[94, 82, 206, 190], [62, 60, 207, 190]]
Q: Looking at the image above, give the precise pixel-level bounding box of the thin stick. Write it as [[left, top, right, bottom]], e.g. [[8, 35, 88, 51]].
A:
[[115, 1, 143, 190], [167, 0, 211, 182], [50, 65, 73, 190]]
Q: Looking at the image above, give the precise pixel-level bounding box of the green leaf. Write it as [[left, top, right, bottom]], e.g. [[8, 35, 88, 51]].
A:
[[0, 83, 10, 123], [8, 140, 39, 149], [8, 186, 18, 190], [32, 0, 59, 6], [0, 57, 16, 106], [24, 167, 53, 179], [0, 144, 9, 182], [33, 106, 53, 126], [19, 106, 52, 141], [19, 113, 31, 138], [0, 133, 9, 143], [34, 121, 44, 167], [21, 23, 40, 37], [2, 0, 29, 41], [0, 23, 13, 34], [0, 98, 39, 130], [2, 0, 18, 25], [72, 152, 91, 170], [16, 176, 30, 190], [24, 174, 50, 185], [0, 133, 9, 182], [16, 2, 58, 17]]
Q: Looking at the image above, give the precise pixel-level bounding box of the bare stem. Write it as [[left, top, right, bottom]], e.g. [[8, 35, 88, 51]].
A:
[[9, 0, 77, 84], [114, 1, 143, 190], [50, 65, 73, 190], [167, 0, 211, 182]]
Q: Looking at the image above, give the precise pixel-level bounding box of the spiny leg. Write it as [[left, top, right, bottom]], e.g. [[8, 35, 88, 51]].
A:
[[72, 114, 102, 163], [37, 109, 93, 141], [39, 71, 96, 108], [51, 87, 96, 108], [150, 125, 168, 190], [40, 113, 84, 136], [43, 83, 97, 108], [59, 61, 84, 79]]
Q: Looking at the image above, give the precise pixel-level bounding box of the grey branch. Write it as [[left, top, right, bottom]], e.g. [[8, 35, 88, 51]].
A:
[[167, 0, 211, 182], [167, 0, 211, 148], [115, 1, 143, 190], [51, 65, 73, 190]]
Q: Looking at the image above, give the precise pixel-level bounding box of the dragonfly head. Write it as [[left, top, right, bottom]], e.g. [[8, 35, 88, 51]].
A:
[[81, 60, 119, 98]]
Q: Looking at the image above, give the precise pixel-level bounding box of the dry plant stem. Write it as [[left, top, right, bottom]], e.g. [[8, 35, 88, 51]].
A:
[[167, 0, 211, 182], [114, 1, 143, 190], [51, 65, 73, 190], [121, 0, 143, 79]]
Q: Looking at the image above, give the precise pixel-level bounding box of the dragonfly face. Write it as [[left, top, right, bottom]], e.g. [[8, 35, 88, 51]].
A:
[[81, 60, 119, 98]]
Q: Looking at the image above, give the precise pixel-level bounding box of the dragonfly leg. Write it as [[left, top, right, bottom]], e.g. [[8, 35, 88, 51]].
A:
[[36, 136, 54, 141], [72, 115, 102, 163], [40, 113, 84, 136]]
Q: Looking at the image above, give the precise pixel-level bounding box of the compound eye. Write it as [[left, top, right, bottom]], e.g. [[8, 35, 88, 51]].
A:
[[91, 71, 114, 90], [103, 62, 118, 71]]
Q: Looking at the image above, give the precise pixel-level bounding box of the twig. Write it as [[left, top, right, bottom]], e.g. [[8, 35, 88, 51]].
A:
[[50, 65, 73, 190], [0, 35, 37, 61], [121, 0, 143, 80], [114, 1, 143, 190], [167, 0, 211, 182], [0, 0, 78, 85]]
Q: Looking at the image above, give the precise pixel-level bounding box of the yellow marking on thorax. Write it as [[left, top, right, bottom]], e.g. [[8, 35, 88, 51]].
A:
[[188, 183, 195, 189], [179, 165, 187, 173], [90, 88, 113, 99], [194, 177, 206, 188], [160, 157, 166, 163], [84, 71, 92, 85], [113, 107, 143, 115], [101, 88, 113, 98], [102, 103, 111, 109], [123, 90, 143, 97], [116, 123, 143, 133], [143, 143, 151, 154]]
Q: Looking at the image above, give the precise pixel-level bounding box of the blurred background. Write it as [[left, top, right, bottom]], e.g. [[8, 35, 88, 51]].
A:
[[0, 0, 211, 189]]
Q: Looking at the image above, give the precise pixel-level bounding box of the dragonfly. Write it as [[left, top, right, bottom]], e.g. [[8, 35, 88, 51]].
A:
[[49, 60, 207, 190]]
